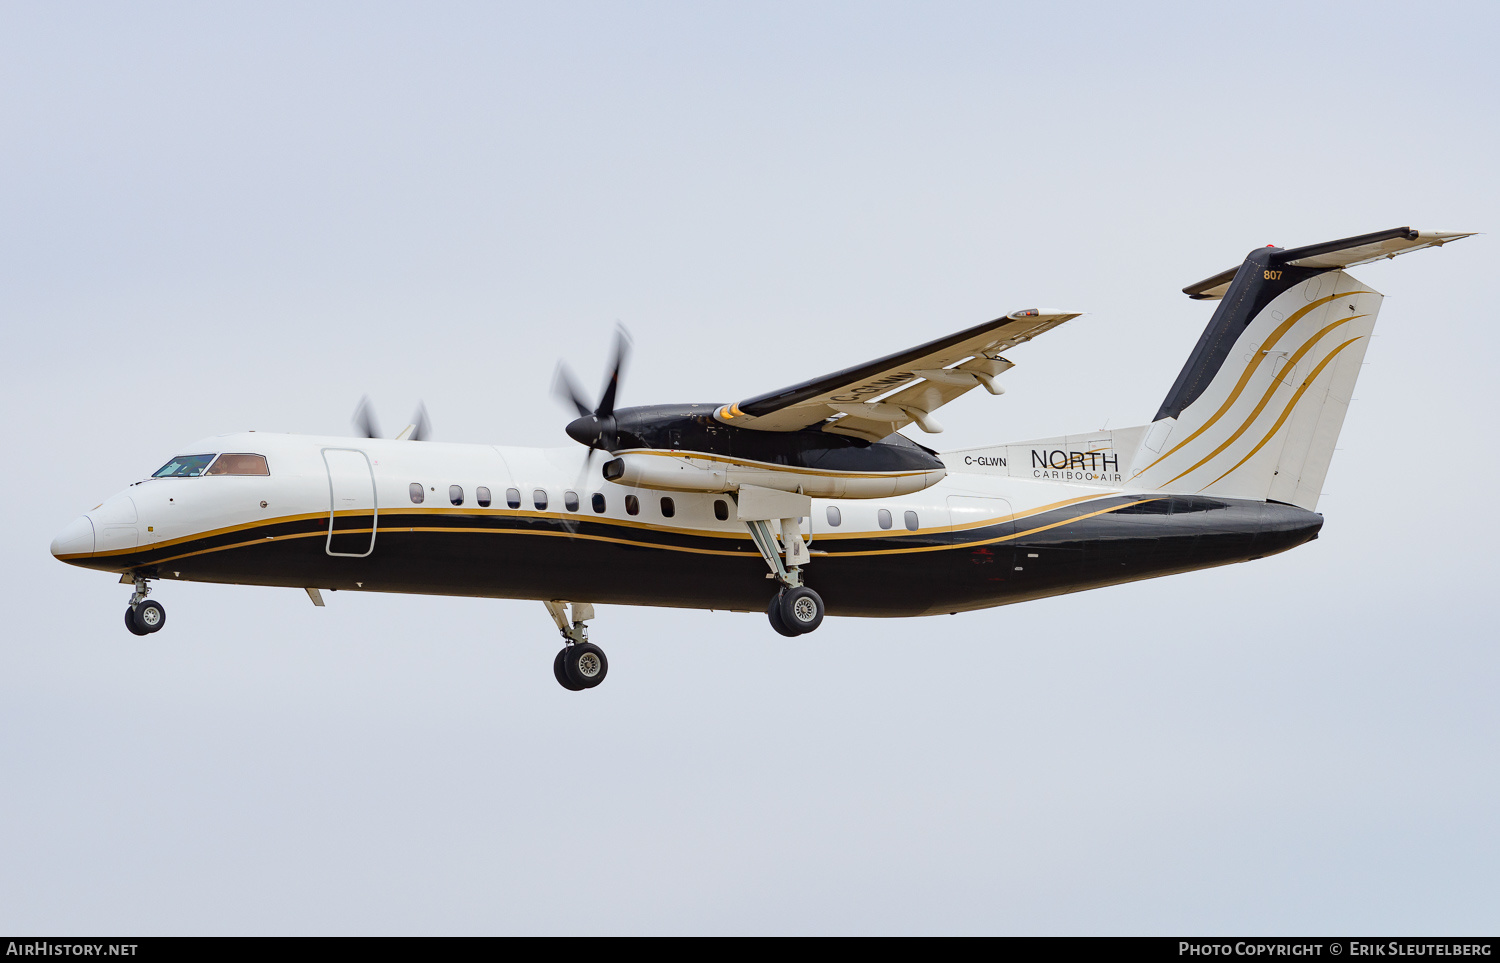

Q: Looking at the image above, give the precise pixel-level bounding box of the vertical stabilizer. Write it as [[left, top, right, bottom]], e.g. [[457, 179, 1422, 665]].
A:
[[1129, 228, 1468, 508], [1131, 269, 1377, 508]]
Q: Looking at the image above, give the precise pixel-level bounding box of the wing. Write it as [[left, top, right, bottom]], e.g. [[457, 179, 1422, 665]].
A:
[[714, 309, 1082, 442]]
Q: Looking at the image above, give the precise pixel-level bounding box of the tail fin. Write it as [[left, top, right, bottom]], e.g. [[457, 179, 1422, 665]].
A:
[[1129, 228, 1470, 509]]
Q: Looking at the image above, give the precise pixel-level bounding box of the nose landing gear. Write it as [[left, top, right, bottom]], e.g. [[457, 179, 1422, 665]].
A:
[[124, 575, 166, 636], [544, 600, 608, 691]]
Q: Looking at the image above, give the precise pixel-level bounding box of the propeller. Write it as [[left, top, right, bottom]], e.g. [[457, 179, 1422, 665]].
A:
[[351, 396, 433, 441], [554, 327, 631, 481], [353, 396, 383, 440], [398, 402, 431, 442]]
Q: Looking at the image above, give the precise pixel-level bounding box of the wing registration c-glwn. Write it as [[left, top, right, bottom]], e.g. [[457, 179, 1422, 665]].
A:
[[713, 309, 1082, 442]]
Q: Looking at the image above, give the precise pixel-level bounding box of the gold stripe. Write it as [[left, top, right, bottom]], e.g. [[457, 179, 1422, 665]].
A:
[[613, 448, 935, 479], [149, 530, 329, 565], [803, 493, 1107, 540], [77, 510, 330, 558], [149, 527, 753, 564], [828, 498, 1163, 557], [1157, 314, 1366, 488], [78, 504, 755, 559], [1197, 336, 1365, 490], [1134, 291, 1365, 477], [391, 505, 748, 541], [404, 527, 748, 557], [99, 495, 1147, 566]]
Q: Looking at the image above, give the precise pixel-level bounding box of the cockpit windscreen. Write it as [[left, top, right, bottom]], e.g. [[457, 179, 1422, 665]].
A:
[[206, 453, 269, 475], [152, 454, 216, 478]]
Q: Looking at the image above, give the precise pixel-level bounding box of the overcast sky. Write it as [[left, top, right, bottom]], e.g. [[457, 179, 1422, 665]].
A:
[[3, 1, 1497, 935]]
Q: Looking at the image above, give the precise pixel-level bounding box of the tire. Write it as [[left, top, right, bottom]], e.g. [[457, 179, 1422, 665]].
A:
[[130, 600, 166, 634], [766, 593, 800, 638], [125, 606, 150, 636], [777, 586, 824, 635], [562, 642, 608, 689], [554, 648, 586, 691]]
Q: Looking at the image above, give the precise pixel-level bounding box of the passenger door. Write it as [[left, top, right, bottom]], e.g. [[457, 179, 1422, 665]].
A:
[[322, 448, 377, 557]]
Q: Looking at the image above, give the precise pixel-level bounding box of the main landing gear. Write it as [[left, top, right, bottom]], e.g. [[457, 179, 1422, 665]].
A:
[[545, 600, 607, 691], [766, 584, 825, 637], [742, 508, 825, 637], [123, 575, 166, 636]]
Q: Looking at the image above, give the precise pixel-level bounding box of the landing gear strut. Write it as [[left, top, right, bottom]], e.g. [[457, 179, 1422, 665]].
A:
[[741, 498, 825, 637], [545, 600, 607, 690], [124, 575, 166, 636]]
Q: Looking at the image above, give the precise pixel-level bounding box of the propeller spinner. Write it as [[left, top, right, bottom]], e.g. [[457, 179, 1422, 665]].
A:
[[555, 328, 631, 455]]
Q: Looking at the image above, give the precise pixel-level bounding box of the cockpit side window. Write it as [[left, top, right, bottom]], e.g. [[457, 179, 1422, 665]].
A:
[[153, 454, 216, 478], [206, 453, 270, 476]]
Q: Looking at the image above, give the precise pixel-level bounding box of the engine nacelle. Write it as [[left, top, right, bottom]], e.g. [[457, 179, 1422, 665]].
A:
[[601, 450, 945, 499]]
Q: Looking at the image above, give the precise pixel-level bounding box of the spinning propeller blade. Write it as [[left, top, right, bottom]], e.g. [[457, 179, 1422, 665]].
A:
[[553, 365, 593, 419], [353, 396, 382, 440], [353, 397, 433, 441], [595, 327, 630, 418], [405, 402, 432, 442], [557, 326, 632, 456]]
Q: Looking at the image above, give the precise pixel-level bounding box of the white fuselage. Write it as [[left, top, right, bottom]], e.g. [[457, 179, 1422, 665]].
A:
[[52, 430, 1321, 618]]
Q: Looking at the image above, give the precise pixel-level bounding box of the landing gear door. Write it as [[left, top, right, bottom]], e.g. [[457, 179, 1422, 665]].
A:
[[945, 495, 1015, 576], [323, 448, 377, 557]]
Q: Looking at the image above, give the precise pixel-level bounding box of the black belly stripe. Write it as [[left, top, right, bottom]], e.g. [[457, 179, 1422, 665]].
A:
[[64, 496, 1323, 617]]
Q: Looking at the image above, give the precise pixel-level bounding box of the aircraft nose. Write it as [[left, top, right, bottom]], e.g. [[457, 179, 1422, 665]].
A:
[[51, 515, 95, 559]]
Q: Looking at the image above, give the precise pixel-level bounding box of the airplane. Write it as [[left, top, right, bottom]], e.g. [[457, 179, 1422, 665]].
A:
[[50, 226, 1471, 690]]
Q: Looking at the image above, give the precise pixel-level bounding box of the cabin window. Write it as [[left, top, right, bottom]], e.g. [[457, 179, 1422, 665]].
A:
[[878, 508, 892, 530], [565, 491, 580, 512], [660, 497, 675, 518], [506, 488, 521, 509], [592, 492, 606, 513], [904, 510, 919, 531], [206, 453, 269, 476], [625, 495, 640, 516], [714, 499, 729, 521], [533, 489, 548, 511], [152, 454, 215, 478], [409, 483, 425, 504], [826, 506, 841, 527], [449, 485, 464, 506], [476, 486, 491, 508]]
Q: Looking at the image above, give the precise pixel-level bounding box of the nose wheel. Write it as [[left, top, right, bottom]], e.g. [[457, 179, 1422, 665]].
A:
[[124, 576, 166, 636]]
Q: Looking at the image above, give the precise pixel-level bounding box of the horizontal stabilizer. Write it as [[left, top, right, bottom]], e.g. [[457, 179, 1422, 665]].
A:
[[1183, 227, 1474, 300]]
